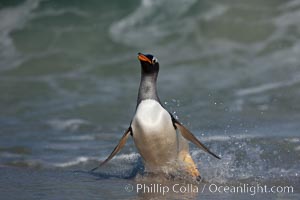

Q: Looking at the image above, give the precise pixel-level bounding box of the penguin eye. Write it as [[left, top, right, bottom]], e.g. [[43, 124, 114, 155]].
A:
[[152, 57, 158, 64]]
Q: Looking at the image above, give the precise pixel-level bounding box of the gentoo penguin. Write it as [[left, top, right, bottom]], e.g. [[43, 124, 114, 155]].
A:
[[92, 53, 220, 179]]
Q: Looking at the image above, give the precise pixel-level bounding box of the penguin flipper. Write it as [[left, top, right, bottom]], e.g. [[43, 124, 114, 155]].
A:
[[90, 127, 132, 172], [173, 119, 220, 159]]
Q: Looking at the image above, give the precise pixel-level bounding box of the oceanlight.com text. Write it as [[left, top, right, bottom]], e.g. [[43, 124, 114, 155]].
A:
[[124, 183, 294, 196]]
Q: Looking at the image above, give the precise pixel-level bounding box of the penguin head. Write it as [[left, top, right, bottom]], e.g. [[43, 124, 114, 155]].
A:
[[138, 52, 159, 74]]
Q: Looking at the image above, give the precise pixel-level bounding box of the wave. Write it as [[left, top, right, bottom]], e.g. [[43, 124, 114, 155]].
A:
[[0, 0, 40, 70], [2, 136, 298, 184], [53, 156, 91, 168], [235, 75, 300, 96], [58, 136, 300, 183], [109, 0, 199, 47], [46, 118, 90, 131]]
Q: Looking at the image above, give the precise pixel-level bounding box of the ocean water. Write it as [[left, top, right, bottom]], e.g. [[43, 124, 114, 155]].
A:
[[0, 0, 300, 199]]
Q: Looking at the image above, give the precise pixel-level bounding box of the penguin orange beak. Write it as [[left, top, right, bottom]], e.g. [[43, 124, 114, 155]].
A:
[[138, 53, 152, 64]]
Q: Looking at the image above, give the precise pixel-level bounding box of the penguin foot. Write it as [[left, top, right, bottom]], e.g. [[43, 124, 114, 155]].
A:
[[180, 152, 201, 178]]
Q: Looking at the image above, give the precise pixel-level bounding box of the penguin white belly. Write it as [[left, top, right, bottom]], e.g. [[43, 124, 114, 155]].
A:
[[131, 99, 178, 171]]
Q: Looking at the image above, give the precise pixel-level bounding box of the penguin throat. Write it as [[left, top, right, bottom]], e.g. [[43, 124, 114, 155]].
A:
[[137, 74, 159, 104]]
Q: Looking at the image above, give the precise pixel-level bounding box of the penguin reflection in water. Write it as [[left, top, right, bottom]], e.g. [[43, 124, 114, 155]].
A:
[[92, 53, 220, 180]]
